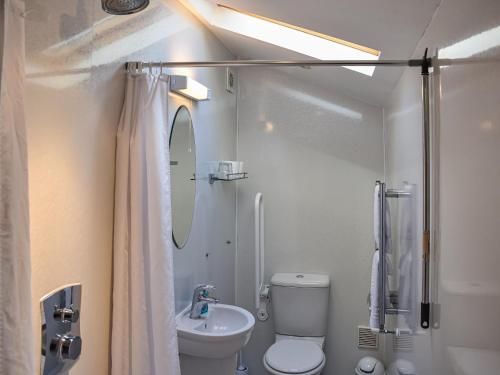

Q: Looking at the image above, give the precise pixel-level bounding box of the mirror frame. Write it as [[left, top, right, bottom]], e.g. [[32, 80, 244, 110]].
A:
[[169, 105, 196, 249]]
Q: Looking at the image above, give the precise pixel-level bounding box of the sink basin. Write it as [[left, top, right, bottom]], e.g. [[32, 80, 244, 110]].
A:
[[176, 304, 255, 359]]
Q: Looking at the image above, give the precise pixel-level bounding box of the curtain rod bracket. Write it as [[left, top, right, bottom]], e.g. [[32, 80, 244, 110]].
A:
[[421, 48, 430, 75]]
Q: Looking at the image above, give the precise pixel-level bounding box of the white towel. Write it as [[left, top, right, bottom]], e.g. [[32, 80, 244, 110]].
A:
[[369, 250, 391, 330], [397, 184, 417, 329], [373, 184, 392, 253], [369, 251, 381, 329]]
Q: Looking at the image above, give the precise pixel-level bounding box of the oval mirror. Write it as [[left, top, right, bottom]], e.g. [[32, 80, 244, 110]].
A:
[[169, 106, 196, 249]]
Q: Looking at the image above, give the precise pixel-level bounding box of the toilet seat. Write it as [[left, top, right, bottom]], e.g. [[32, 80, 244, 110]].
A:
[[263, 339, 326, 375]]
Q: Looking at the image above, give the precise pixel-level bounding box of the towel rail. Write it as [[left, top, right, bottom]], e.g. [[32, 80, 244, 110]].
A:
[[385, 189, 412, 198], [385, 308, 410, 315], [375, 181, 413, 333], [377, 181, 387, 331]]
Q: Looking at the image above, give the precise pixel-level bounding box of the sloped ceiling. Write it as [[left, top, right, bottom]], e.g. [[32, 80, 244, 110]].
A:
[[196, 0, 442, 106]]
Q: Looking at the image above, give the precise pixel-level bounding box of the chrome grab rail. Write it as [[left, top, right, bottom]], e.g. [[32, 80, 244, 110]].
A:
[[254, 193, 264, 310]]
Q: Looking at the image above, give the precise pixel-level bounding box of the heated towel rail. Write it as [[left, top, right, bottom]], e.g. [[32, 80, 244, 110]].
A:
[[375, 181, 412, 333]]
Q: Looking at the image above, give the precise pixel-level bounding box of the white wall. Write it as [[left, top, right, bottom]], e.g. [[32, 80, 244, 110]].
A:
[[25, 0, 236, 374], [384, 0, 500, 373], [235, 68, 385, 375]]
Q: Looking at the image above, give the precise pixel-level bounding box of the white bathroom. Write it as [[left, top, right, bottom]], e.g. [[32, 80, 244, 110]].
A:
[[1, 1, 500, 375]]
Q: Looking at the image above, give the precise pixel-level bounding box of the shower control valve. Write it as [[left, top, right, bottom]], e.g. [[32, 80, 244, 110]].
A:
[[53, 306, 79, 323], [51, 334, 82, 361], [41, 284, 82, 375]]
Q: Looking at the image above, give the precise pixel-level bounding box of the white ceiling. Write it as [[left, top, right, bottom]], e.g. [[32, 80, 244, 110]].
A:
[[202, 0, 442, 106]]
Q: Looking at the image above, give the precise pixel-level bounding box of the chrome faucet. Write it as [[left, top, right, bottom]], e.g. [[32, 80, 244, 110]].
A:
[[190, 284, 219, 319]]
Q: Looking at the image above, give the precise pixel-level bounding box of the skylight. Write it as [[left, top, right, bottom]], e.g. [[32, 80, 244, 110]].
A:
[[181, 1, 381, 76], [439, 25, 500, 59]]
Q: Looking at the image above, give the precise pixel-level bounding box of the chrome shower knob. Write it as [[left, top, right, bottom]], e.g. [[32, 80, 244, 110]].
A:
[[53, 307, 80, 323], [60, 335, 82, 360], [51, 334, 82, 361]]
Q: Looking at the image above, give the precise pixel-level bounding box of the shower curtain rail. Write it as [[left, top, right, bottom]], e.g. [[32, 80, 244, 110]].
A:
[[125, 58, 430, 69], [125, 56, 498, 69]]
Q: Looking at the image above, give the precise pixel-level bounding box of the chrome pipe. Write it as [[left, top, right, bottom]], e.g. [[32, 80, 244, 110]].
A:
[[420, 53, 431, 329]]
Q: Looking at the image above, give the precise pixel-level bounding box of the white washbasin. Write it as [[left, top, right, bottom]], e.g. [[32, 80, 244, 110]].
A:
[[176, 304, 255, 359]]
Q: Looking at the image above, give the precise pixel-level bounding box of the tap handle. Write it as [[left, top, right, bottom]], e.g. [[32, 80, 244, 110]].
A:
[[195, 284, 215, 289], [193, 284, 216, 299], [202, 285, 216, 298], [195, 284, 215, 292]]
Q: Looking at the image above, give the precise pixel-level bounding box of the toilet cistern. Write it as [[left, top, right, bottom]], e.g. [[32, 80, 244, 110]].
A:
[[190, 284, 219, 319]]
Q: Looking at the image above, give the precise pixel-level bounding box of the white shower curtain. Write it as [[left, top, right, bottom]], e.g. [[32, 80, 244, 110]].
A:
[[111, 73, 181, 375], [0, 1, 35, 374]]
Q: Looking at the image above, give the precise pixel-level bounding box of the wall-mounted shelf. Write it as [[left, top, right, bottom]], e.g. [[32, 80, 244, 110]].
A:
[[209, 172, 248, 184]]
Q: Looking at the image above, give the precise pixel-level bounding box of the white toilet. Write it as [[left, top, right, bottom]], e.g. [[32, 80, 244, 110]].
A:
[[263, 273, 330, 375]]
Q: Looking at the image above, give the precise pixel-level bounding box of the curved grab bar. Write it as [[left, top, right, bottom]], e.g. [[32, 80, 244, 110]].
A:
[[254, 193, 264, 309]]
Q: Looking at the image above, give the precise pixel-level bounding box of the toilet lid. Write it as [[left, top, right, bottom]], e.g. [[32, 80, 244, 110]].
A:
[[265, 340, 324, 374]]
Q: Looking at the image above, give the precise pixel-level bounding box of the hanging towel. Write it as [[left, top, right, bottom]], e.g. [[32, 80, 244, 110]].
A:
[[0, 1, 35, 374], [397, 184, 417, 329], [369, 251, 380, 329], [369, 250, 391, 330], [374, 184, 392, 253]]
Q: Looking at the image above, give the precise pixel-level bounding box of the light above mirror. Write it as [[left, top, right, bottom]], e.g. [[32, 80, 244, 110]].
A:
[[170, 75, 211, 101]]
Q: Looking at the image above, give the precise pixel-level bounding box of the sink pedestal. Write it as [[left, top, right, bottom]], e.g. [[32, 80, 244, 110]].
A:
[[180, 353, 237, 375]]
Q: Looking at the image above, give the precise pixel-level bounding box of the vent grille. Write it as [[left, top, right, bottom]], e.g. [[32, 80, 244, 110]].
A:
[[393, 331, 413, 352], [358, 325, 379, 350]]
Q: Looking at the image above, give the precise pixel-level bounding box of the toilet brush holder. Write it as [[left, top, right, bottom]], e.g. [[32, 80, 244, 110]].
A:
[[236, 350, 249, 375]]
